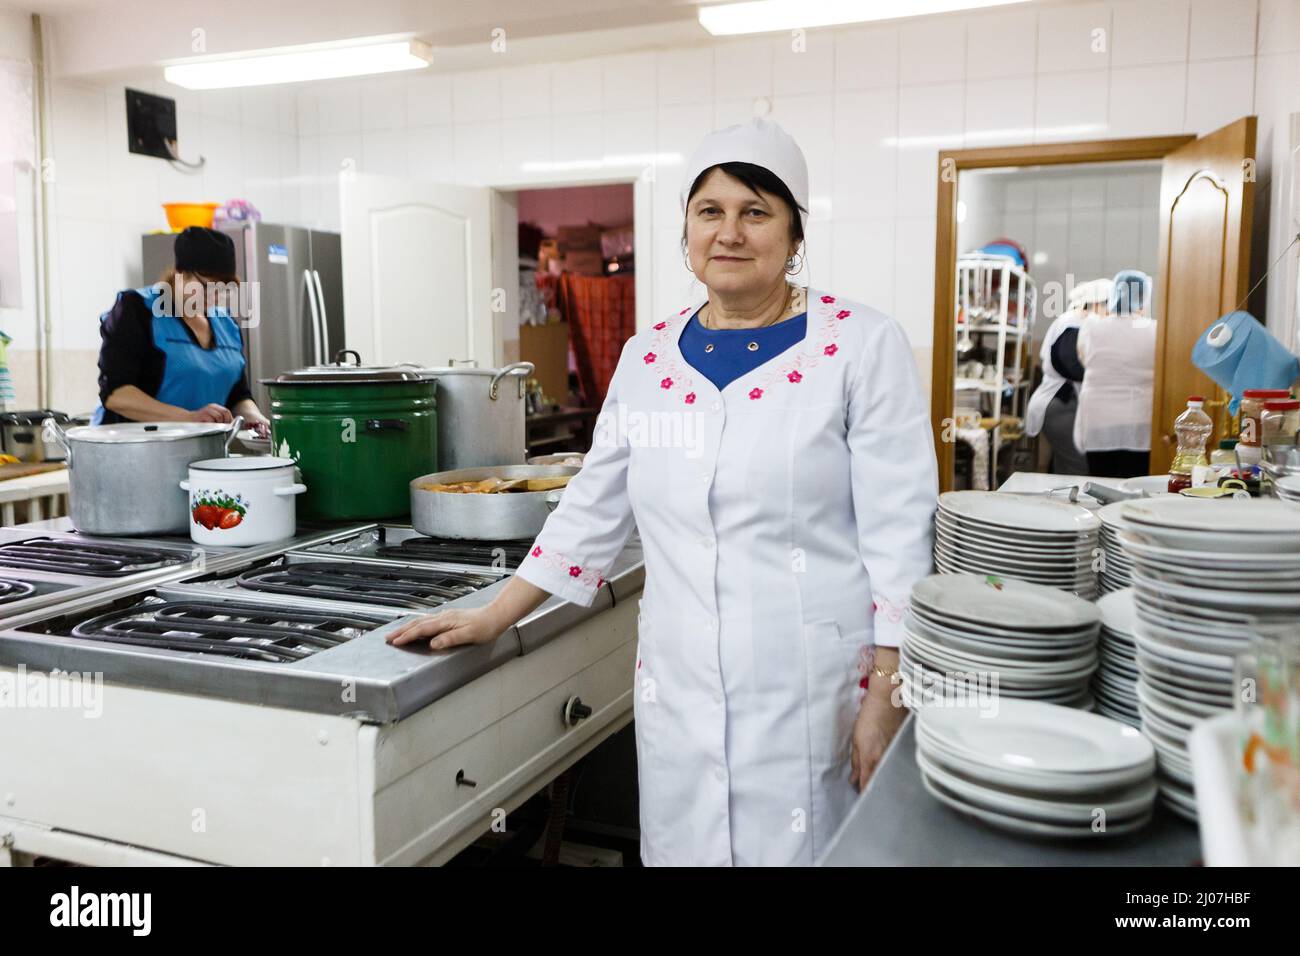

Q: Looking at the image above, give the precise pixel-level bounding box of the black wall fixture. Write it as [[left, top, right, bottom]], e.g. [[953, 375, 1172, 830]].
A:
[[125, 88, 178, 159]]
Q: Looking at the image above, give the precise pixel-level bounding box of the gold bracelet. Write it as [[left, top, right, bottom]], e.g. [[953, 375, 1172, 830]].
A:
[[871, 662, 899, 679]]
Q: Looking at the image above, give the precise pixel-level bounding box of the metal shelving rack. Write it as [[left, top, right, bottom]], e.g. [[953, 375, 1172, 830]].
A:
[[954, 252, 1038, 486]]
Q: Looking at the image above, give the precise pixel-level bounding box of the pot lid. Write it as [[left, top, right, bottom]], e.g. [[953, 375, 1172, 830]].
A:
[[64, 422, 232, 443], [190, 456, 296, 472], [263, 349, 433, 385], [0, 409, 72, 426]]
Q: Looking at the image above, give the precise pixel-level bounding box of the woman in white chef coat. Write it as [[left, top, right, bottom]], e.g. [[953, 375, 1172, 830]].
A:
[[1073, 270, 1156, 478], [387, 119, 938, 866], [1025, 278, 1111, 475]]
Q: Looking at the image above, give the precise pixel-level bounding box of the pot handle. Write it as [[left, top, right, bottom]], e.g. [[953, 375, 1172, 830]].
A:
[[274, 483, 308, 496], [544, 490, 563, 512], [224, 415, 244, 454], [334, 349, 362, 366], [42, 416, 71, 467], [489, 361, 535, 401], [179, 479, 191, 492], [365, 418, 409, 432]]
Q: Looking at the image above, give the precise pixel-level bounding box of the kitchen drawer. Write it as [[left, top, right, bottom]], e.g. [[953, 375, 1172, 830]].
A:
[[499, 639, 635, 778], [372, 720, 506, 863]]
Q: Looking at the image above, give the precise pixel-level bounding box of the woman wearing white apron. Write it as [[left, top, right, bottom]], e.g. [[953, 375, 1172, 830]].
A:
[[1073, 270, 1156, 478], [388, 120, 937, 866], [1025, 279, 1111, 475]]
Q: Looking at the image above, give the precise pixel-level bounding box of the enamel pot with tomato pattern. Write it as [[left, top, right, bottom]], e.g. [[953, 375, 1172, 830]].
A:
[[180, 457, 306, 546]]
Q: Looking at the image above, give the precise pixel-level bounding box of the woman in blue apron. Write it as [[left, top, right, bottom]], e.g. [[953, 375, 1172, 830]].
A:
[[93, 226, 269, 434]]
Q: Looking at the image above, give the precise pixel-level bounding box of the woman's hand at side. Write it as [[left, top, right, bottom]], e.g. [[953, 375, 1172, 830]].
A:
[[850, 646, 909, 791]]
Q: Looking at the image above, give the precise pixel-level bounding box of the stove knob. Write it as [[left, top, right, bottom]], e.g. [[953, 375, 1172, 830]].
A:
[[563, 696, 592, 726]]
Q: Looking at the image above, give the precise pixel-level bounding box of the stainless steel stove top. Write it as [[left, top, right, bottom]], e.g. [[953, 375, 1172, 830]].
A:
[[0, 523, 647, 722], [0, 535, 193, 577]]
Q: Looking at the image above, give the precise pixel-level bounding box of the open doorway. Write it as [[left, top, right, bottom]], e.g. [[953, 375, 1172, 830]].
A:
[[513, 182, 635, 459]]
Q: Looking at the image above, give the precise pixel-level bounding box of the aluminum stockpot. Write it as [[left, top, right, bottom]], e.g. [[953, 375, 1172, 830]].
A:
[[420, 361, 533, 471], [44, 417, 240, 536], [180, 456, 306, 547], [409, 464, 579, 540], [1, 410, 73, 462]]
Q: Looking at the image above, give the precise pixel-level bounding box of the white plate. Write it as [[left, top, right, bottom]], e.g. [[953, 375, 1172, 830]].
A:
[[906, 627, 1097, 675], [1122, 496, 1300, 535], [912, 574, 1101, 632], [1130, 570, 1300, 612], [1121, 522, 1300, 554], [1138, 677, 1226, 719], [913, 623, 1099, 662], [1133, 630, 1233, 672], [921, 772, 1153, 839], [934, 559, 1098, 588], [919, 698, 1154, 774], [1096, 587, 1137, 637], [938, 491, 1101, 534], [917, 724, 1150, 792], [917, 750, 1157, 823], [1120, 475, 1174, 496], [910, 604, 1098, 644], [935, 514, 1097, 550], [1118, 532, 1300, 570], [1139, 668, 1233, 705]]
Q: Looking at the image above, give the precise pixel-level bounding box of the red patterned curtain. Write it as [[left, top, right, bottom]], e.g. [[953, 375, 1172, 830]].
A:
[[556, 273, 636, 408]]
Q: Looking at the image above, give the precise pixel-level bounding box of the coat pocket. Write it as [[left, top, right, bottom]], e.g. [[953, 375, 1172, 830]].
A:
[[802, 620, 865, 770]]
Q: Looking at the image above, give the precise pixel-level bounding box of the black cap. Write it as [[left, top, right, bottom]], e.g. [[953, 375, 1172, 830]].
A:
[[174, 227, 236, 279]]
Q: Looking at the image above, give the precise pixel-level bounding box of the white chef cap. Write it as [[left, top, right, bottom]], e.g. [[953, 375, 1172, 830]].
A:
[[1069, 278, 1114, 309], [679, 118, 810, 232]]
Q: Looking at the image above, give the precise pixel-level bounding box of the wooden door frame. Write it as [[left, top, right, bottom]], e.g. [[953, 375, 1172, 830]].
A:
[[931, 134, 1196, 492]]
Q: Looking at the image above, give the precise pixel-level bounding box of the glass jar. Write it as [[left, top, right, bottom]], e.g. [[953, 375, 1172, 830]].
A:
[[1261, 399, 1300, 449], [1240, 389, 1293, 447]]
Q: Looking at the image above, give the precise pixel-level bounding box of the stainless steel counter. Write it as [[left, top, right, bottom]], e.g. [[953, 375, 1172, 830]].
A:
[[818, 716, 1202, 866], [0, 519, 645, 724]]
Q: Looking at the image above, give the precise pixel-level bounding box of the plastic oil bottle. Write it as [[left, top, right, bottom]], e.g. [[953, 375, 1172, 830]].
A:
[[1168, 396, 1213, 493]]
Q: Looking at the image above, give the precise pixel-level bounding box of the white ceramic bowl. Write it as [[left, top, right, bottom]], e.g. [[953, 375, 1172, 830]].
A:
[[180, 456, 305, 546]]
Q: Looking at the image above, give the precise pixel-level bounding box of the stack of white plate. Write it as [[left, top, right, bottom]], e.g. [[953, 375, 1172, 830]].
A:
[[1096, 502, 1134, 594], [934, 491, 1100, 598], [901, 573, 1101, 710], [916, 699, 1158, 838], [1090, 588, 1140, 727], [1118, 497, 1300, 820], [1274, 474, 1300, 502]]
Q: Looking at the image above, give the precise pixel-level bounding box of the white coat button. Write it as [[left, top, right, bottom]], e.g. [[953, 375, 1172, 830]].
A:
[[711, 402, 721, 412], [701, 537, 713, 548], [706, 618, 717, 631], [715, 767, 726, 782], [700, 472, 710, 483], [713, 692, 723, 705]]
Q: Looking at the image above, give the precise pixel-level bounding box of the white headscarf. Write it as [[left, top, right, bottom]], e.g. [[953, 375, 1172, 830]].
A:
[[679, 118, 810, 232]]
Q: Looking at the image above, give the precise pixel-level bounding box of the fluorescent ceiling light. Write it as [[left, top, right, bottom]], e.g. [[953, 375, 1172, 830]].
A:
[[164, 37, 431, 90], [699, 0, 1031, 35]]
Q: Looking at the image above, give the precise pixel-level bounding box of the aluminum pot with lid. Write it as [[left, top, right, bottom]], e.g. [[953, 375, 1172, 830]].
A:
[[421, 359, 534, 471], [44, 417, 241, 536], [1, 409, 74, 462]]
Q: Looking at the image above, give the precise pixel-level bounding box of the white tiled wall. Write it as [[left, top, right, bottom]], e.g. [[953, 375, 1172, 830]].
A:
[[25, 0, 1300, 413]]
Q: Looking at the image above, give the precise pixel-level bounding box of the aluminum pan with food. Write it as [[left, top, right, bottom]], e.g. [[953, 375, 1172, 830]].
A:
[[409, 464, 580, 540]]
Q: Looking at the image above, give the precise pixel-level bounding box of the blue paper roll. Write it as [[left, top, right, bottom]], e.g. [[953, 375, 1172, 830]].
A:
[[1192, 311, 1299, 414]]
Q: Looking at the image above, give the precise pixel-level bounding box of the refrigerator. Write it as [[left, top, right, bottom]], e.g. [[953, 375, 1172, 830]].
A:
[[142, 222, 345, 409]]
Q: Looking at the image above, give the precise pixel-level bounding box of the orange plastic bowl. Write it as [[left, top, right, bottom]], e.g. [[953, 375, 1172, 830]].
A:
[[162, 202, 221, 230]]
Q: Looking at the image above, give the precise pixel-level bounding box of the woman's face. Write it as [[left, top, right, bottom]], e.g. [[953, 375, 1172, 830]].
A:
[[685, 167, 797, 297]]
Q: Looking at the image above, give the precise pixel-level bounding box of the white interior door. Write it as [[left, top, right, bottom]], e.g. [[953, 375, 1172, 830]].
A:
[[340, 173, 493, 367]]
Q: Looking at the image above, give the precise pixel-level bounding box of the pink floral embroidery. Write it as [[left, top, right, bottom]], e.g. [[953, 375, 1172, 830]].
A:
[[642, 309, 702, 403], [525, 545, 606, 592], [749, 387, 763, 400], [741, 291, 850, 397], [836, 309, 851, 319], [874, 595, 908, 624], [679, 307, 691, 315], [684, 392, 696, 404], [643, 351, 656, 364], [654, 321, 667, 330], [660, 376, 673, 389]]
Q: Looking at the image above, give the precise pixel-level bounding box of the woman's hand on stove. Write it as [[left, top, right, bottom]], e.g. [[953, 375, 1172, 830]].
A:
[[386, 607, 504, 650]]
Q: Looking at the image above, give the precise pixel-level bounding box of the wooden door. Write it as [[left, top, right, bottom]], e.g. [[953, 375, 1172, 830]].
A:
[[1149, 117, 1257, 473]]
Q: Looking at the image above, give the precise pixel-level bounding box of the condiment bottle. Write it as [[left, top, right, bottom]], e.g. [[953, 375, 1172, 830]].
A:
[[1168, 396, 1213, 493]]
